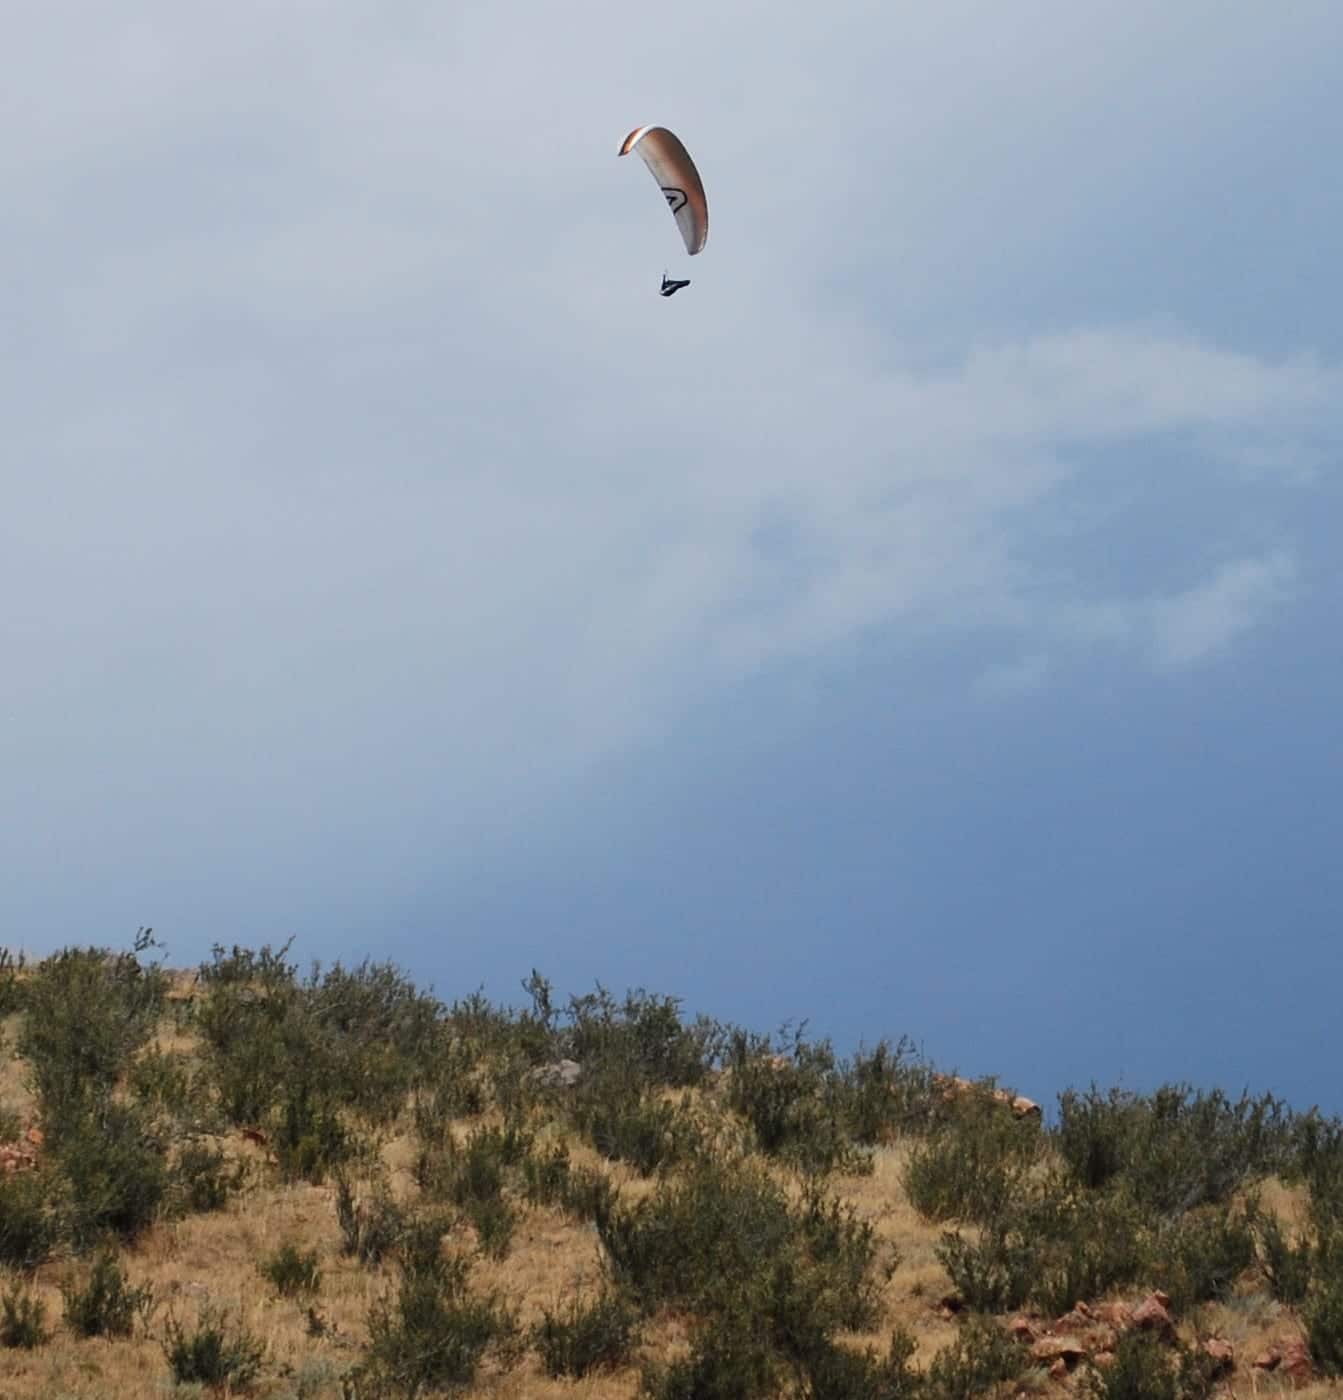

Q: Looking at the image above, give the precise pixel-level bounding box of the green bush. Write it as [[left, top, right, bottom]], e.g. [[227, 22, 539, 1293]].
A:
[[1306, 1269, 1343, 1378], [127, 1045, 198, 1124], [563, 983, 721, 1089], [0, 1168, 62, 1270], [1153, 1202, 1256, 1309], [598, 1159, 886, 1340], [18, 932, 167, 1131], [840, 1037, 940, 1145], [936, 1184, 1148, 1318], [163, 1306, 266, 1389], [0, 1284, 49, 1349], [724, 1028, 868, 1176], [521, 1139, 572, 1207], [533, 1288, 639, 1378], [465, 1195, 516, 1260], [923, 1315, 1023, 1400], [903, 1096, 1042, 1225], [1081, 1330, 1217, 1400], [575, 1082, 701, 1176], [262, 1243, 322, 1297], [793, 1328, 925, 1400], [1252, 1205, 1314, 1304], [273, 1082, 358, 1185], [194, 942, 303, 1126], [335, 1177, 405, 1266], [641, 1310, 780, 1400], [560, 1164, 618, 1225], [356, 1229, 518, 1397], [174, 1140, 247, 1214], [56, 1099, 170, 1245], [1057, 1084, 1293, 1216], [61, 1247, 155, 1337]]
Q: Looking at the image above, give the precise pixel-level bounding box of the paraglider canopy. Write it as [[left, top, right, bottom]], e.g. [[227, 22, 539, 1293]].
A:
[[619, 125, 709, 256]]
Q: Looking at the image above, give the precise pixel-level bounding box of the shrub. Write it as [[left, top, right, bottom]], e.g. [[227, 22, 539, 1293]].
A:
[[0, 1284, 49, 1349], [923, 1315, 1024, 1400], [840, 1037, 940, 1145], [560, 1164, 618, 1225], [1057, 1083, 1293, 1216], [724, 1028, 866, 1175], [641, 1310, 779, 1400], [465, 1196, 516, 1260], [61, 1247, 155, 1337], [1081, 1330, 1217, 1400], [1252, 1205, 1314, 1304], [0, 1168, 62, 1270], [793, 1331, 925, 1400], [174, 1140, 247, 1214], [335, 1178, 405, 1266], [598, 1159, 886, 1340], [273, 1082, 358, 1184], [1296, 1113, 1343, 1234], [903, 1096, 1042, 1225], [56, 1099, 170, 1245], [1306, 1269, 1343, 1378], [562, 983, 721, 1089], [575, 1082, 701, 1176], [163, 1306, 266, 1389], [935, 1185, 1148, 1318], [18, 932, 167, 1131], [194, 942, 303, 1126], [127, 1045, 197, 1124], [533, 1288, 639, 1378], [1153, 1202, 1256, 1310], [521, 1140, 572, 1207], [356, 1231, 518, 1397], [263, 1243, 322, 1297]]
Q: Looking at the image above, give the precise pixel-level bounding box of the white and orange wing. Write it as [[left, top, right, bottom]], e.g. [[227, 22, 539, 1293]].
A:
[[619, 125, 708, 256]]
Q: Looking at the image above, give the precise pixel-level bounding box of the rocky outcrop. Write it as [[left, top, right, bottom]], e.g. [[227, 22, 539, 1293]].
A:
[[932, 1073, 1041, 1119]]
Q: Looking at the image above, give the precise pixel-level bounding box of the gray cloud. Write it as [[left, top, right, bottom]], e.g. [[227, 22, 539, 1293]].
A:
[[3, 2, 1340, 942]]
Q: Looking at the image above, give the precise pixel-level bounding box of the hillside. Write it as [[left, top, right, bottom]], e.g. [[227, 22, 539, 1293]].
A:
[[0, 938, 1339, 1398]]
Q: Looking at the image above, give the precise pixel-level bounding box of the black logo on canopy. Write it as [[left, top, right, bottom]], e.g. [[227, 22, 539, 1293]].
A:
[[661, 187, 688, 213]]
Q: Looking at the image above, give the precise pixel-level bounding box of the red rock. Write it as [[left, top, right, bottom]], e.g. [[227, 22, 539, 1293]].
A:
[[1053, 1304, 1095, 1334], [1012, 1096, 1042, 1118], [1131, 1293, 1175, 1338], [1049, 1357, 1069, 1379], [1007, 1315, 1039, 1342], [1031, 1336, 1087, 1366], [1252, 1347, 1281, 1370], [1281, 1339, 1313, 1383], [1093, 1350, 1116, 1369], [1202, 1339, 1234, 1377], [24, 1127, 43, 1147]]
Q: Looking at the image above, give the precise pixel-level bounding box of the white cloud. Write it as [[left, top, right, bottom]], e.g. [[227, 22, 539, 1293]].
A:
[[1148, 552, 1297, 668]]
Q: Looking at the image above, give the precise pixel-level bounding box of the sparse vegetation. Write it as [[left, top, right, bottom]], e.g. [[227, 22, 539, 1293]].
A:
[[262, 1242, 323, 1297], [0, 1283, 49, 1349], [162, 1305, 266, 1389], [0, 933, 1339, 1397], [61, 1246, 156, 1337]]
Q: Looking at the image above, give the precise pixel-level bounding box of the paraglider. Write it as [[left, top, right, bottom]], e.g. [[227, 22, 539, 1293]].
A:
[[620, 125, 707, 295]]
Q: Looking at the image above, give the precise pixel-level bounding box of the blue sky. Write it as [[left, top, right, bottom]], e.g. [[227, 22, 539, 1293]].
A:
[[3, 2, 1341, 1114]]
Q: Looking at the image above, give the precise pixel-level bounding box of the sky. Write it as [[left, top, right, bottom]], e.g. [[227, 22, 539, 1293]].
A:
[[3, 2, 1341, 1115]]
